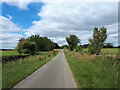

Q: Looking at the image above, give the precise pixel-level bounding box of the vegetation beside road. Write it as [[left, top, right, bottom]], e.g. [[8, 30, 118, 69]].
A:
[[1, 51, 30, 63], [2, 51, 58, 88], [65, 50, 119, 88]]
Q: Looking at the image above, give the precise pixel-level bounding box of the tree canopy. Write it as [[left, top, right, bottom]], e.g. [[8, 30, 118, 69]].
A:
[[88, 26, 107, 54], [66, 35, 80, 51], [16, 38, 36, 55], [16, 35, 59, 55]]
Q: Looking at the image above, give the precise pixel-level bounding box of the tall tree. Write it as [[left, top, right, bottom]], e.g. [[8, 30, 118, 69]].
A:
[[88, 26, 107, 54], [66, 35, 80, 51]]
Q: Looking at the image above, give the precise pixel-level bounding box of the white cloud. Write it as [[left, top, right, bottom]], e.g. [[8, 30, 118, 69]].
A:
[[2, 0, 36, 10], [1, 1, 118, 48], [0, 16, 23, 49], [1, 0, 119, 10], [6, 15, 13, 20], [2, 0, 119, 2], [26, 2, 118, 46], [0, 16, 22, 32], [105, 23, 118, 46]]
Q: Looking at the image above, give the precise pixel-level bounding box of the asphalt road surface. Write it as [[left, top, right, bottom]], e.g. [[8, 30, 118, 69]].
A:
[[13, 50, 76, 88]]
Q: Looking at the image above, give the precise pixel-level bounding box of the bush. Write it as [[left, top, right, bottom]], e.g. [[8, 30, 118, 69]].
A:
[[74, 45, 82, 52], [2, 55, 30, 63], [16, 39, 36, 55]]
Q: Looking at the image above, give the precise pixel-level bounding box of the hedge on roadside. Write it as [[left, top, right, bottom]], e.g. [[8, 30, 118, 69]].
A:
[[2, 55, 30, 63]]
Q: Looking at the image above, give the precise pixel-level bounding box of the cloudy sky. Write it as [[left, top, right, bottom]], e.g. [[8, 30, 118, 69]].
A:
[[0, 0, 119, 49]]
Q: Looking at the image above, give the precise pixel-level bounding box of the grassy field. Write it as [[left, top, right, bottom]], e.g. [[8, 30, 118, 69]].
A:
[[83, 48, 119, 55], [1, 51, 29, 57], [65, 50, 119, 88], [101, 48, 118, 55], [2, 51, 57, 88]]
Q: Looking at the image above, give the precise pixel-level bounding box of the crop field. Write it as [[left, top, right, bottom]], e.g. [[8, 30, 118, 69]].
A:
[[2, 51, 58, 88], [65, 50, 119, 88]]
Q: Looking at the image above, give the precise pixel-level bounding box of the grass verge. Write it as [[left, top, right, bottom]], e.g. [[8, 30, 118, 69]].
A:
[[2, 52, 56, 88], [65, 50, 119, 88]]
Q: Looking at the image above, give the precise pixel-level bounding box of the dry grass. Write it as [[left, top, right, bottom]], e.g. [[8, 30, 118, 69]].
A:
[[66, 50, 95, 61]]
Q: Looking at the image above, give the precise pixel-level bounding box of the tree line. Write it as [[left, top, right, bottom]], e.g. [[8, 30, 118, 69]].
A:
[[16, 26, 118, 55], [16, 35, 60, 55], [65, 26, 108, 55]]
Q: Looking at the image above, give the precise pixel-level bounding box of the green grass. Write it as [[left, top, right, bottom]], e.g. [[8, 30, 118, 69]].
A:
[[65, 50, 119, 88], [82, 48, 119, 55], [2, 51, 56, 88], [1, 51, 28, 57], [101, 48, 118, 55]]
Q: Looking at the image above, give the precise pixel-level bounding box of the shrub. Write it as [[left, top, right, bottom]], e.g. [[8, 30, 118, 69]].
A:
[[16, 38, 36, 55], [75, 45, 82, 52], [2, 55, 30, 63]]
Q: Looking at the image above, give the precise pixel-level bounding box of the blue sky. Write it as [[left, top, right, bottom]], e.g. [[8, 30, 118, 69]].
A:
[[1, 1, 118, 49], [2, 2, 43, 29]]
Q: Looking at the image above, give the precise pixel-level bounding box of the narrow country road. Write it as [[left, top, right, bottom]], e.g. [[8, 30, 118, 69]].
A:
[[13, 50, 76, 88]]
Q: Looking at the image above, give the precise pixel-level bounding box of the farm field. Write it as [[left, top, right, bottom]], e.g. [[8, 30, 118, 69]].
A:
[[2, 51, 57, 88], [83, 48, 119, 55], [1, 51, 24, 56], [101, 48, 118, 54], [65, 49, 119, 88]]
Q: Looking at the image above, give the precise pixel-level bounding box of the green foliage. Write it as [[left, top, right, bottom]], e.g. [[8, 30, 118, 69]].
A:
[[28, 35, 58, 51], [104, 43, 114, 48], [81, 44, 89, 48], [66, 35, 80, 51], [88, 26, 107, 54], [54, 43, 60, 49], [75, 45, 82, 52], [16, 35, 59, 54], [16, 38, 36, 55], [2, 55, 30, 63], [61, 45, 69, 49]]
